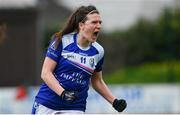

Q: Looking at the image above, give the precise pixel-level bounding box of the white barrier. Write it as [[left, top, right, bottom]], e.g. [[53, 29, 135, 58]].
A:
[[0, 84, 180, 113], [86, 84, 180, 113]]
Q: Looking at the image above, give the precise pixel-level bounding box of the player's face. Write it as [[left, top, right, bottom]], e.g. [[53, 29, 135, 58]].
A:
[[79, 13, 102, 43]]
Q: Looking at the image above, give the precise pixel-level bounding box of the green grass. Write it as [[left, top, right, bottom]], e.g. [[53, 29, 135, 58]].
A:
[[104, 61, 180, 84]]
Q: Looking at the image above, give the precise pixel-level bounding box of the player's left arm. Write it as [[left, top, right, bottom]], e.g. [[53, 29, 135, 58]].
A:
[[91, 71, 115, 104], [91, 71, 127, 112]]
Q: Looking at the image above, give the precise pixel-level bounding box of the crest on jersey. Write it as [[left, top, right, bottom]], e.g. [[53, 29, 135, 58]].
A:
[[89, 58, 95, 68]]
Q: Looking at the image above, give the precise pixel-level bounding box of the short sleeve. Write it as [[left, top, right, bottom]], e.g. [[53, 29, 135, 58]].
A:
[[94, 56, 104, 72], [46, 38, 62, 62]]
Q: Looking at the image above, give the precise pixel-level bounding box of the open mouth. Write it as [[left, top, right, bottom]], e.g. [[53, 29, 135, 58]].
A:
[[93, 31, 99, 37]]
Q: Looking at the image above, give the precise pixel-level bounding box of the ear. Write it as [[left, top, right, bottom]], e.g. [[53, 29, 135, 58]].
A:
[[78, 22, 84, 30]]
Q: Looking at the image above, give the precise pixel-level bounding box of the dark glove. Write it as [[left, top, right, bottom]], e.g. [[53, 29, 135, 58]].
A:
[[61, 90, 79, 103], [112, 99, 127, 112]]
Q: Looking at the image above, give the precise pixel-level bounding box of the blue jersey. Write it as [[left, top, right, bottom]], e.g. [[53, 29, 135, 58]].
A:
[[35, 32, 104, 112]]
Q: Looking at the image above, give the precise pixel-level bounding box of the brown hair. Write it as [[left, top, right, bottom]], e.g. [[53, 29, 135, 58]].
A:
[[52, 5, 99, 48]]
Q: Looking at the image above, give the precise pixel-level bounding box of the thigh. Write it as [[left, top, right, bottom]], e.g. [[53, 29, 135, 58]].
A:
[[32, 102, 55, 114], [32, 102, 84, 114], [53, 110, 84, 114]]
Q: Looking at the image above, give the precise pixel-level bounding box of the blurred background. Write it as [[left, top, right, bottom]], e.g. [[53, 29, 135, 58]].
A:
[[0, 0, 180, 114]]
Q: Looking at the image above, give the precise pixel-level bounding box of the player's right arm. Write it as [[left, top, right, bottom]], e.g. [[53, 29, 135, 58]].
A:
[[41, 57, 64, 96], [41, 57, 79, 103], [43, 37, 78, 103]]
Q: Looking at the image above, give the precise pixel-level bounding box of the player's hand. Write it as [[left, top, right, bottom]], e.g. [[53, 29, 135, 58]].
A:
[[112, 99, 127, 112], [61, 90, 79, 103]]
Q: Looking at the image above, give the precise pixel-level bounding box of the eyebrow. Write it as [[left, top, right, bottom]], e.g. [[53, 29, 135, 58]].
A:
[[91, 20, 102, 23]]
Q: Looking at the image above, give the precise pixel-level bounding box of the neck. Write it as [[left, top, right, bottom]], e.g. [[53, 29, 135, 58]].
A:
[[77, 33, 91, 48]]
